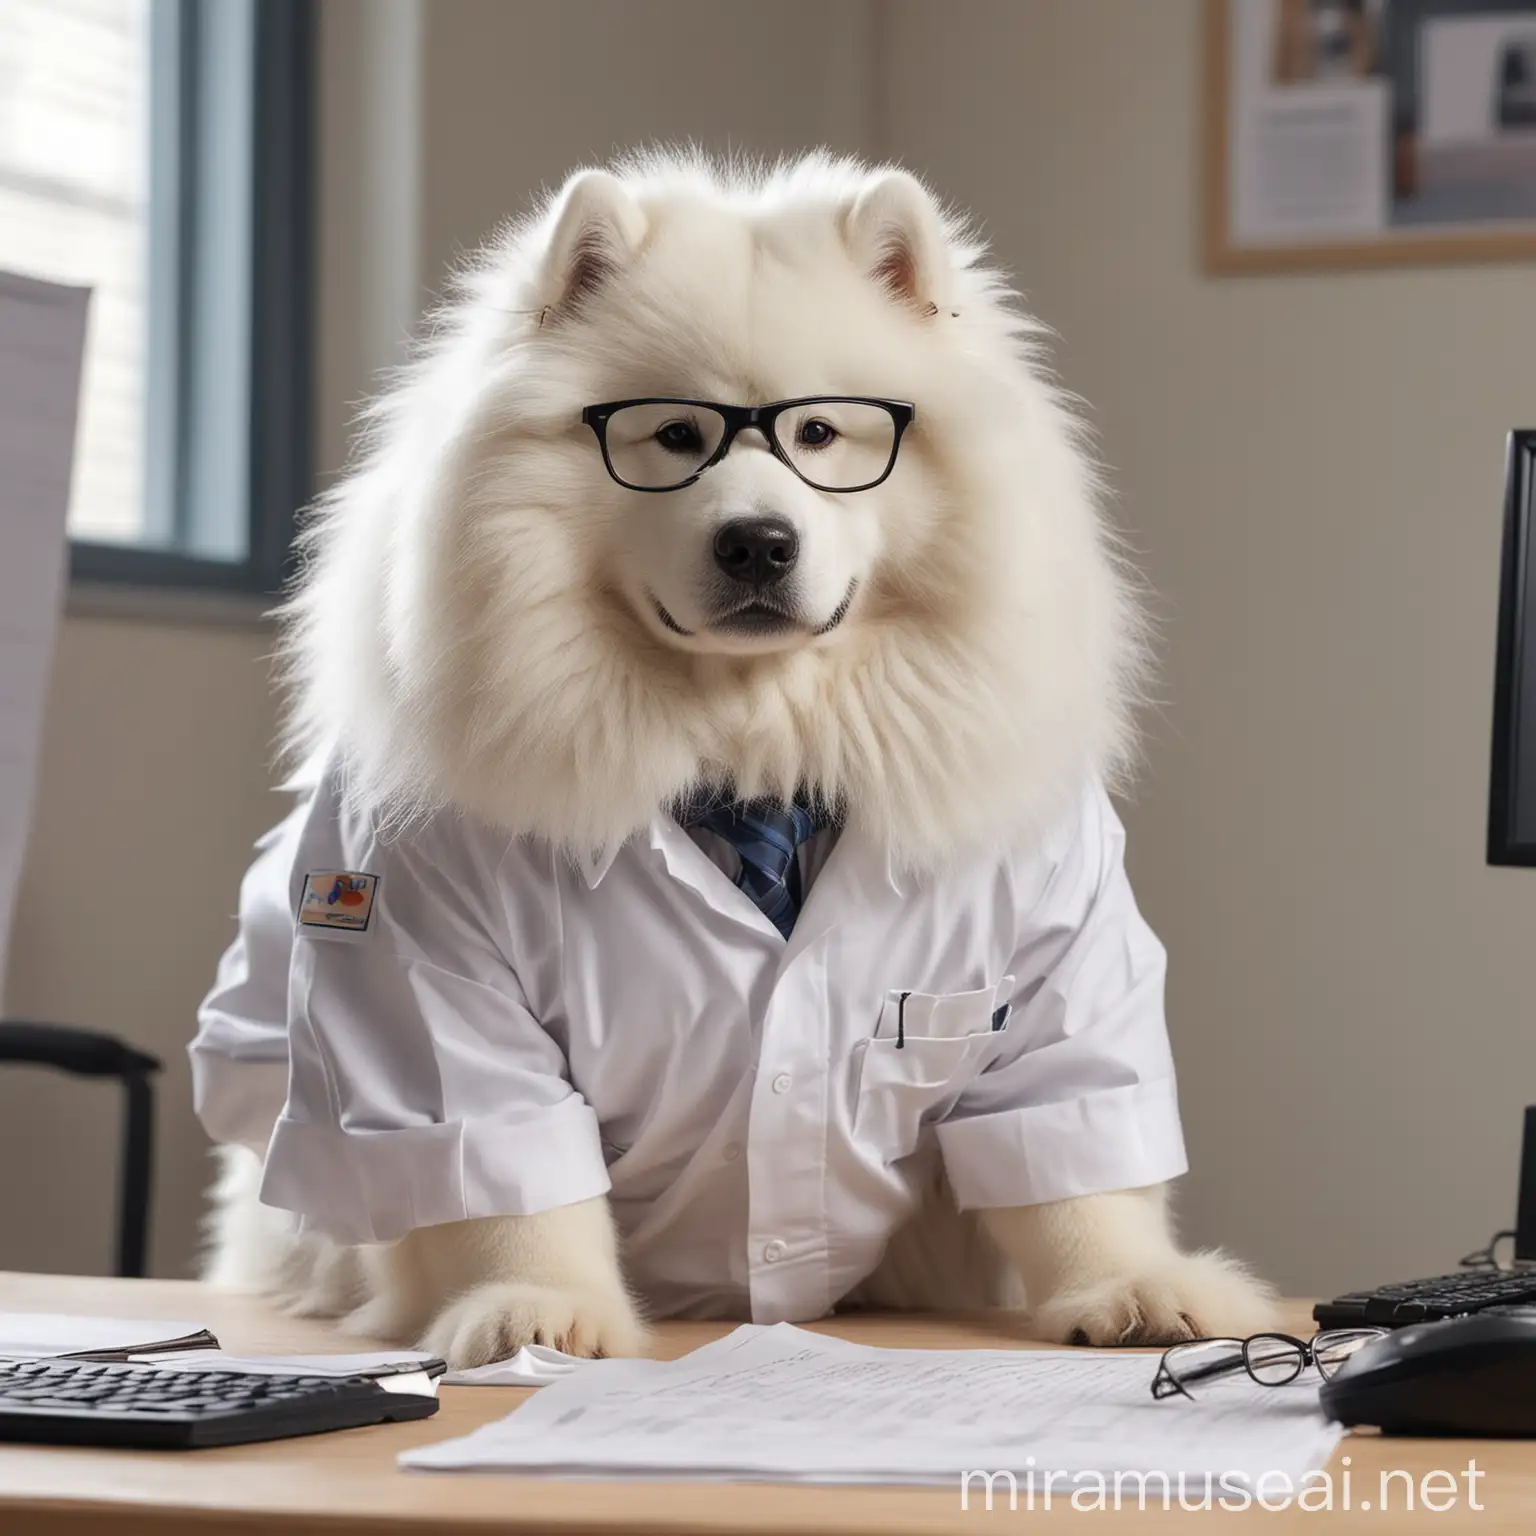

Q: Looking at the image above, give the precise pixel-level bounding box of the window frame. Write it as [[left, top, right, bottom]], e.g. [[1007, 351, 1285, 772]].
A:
[[69, 0, 314, 598]]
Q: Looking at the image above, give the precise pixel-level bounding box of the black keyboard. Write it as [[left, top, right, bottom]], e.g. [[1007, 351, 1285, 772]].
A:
[[1314, 1269, 1536, 1329], [0, 1358, 439, 1449]]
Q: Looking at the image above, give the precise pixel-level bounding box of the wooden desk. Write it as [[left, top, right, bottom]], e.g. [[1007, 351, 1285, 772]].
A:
[[1, 1273, 1532, 1533]]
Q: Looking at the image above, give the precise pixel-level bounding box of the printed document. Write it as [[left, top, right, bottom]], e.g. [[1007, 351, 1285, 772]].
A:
[[402, 1323, 1343, 1488]]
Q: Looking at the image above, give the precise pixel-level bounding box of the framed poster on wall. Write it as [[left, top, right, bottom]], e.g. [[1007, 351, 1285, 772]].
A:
[[1207, 0, 1536, 271]]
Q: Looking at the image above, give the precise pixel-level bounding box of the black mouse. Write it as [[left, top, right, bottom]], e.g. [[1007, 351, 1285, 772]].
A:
[[1321, 1310, 1536, 1437]]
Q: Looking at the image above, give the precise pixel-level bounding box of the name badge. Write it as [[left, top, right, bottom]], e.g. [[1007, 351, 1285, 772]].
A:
[[298, 871, 379, 933]]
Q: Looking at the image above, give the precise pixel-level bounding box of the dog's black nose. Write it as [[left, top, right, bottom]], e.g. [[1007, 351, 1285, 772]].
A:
[[713, 518, 799, 586]]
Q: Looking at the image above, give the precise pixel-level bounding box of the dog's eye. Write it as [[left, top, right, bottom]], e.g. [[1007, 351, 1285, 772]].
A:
[[655, 420, 704, 454], [796, 418, 838, 449]]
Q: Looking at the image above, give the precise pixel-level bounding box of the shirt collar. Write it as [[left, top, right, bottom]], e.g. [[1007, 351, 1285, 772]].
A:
[[578, 815, 906, 900], [578, 843, 623, 889]]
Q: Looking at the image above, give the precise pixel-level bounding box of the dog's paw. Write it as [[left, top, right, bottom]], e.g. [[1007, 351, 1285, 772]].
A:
[[418, 1282, 651, 1369], [1033, 1251, 1280, 1348]]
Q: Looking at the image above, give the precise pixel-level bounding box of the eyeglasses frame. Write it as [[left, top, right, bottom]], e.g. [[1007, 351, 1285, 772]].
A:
[[579, 395, 916, 494], [1150, 1327, 1387, 1401]]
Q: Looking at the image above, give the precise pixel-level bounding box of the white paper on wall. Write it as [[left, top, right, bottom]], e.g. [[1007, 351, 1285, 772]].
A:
[[0, 271, 90, 1003]]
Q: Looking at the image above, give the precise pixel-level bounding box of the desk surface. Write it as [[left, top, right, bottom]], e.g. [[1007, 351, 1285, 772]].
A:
[[0, 1273, 1531, 1533]]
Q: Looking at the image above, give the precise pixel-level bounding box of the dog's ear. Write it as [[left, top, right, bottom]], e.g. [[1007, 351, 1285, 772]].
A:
[[540, 170, 647, 321], [842, 171, 949, 316]]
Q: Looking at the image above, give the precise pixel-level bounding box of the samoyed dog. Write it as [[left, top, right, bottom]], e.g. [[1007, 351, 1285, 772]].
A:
[[195, 152, 1276, 1367]]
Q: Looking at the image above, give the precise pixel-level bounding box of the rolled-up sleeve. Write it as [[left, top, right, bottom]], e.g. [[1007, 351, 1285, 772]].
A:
[[258, 771, 610, 1242], [936, 781, 1188, 1210]]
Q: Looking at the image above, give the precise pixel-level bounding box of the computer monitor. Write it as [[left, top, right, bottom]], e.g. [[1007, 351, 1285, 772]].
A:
[[1488, 429, 1536, 866], [1518, 1107, 1536, 1265]]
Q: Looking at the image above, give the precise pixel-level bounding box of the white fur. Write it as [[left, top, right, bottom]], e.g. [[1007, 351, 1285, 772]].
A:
[[346, 1202, 649, 1362], [208, 152, 1274, 1365], [982, 1188, 1279, 1346], [844, 1171, 1277, 1347], [202, 1146, 367, 1318], [280, 150, 1145, 868]]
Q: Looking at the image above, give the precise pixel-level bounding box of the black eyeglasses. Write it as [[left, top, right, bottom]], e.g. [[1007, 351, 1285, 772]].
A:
[[1151, 1328, 1385, 1400], [1460, 1228, 1518, 1271], [580, 396, 915, 494]]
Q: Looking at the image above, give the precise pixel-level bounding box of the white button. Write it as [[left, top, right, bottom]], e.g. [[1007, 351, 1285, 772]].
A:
[[721, 1141, 742, 1162], [763, 1239, 788, 1263], [771, 1072, 793, 1095]]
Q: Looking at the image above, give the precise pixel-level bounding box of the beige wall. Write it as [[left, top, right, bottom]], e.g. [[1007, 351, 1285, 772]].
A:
[[416, 0, 876, 291], [883, 0, 1536, 1295], [0, 0, 398, 1281], [1, 621, 282, 1276]]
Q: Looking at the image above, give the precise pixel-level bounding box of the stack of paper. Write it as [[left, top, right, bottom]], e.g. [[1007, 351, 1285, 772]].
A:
[[442, 1344, 589, 1387], [145, 1350, 445, 1397], [143, 1349, 431, 1378], [403, 1324, 1343, 1490], [0, 1314, 218, 1360]]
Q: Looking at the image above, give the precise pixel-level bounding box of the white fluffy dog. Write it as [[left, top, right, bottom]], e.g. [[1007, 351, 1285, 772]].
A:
[[200, 152, 1276, 1366]]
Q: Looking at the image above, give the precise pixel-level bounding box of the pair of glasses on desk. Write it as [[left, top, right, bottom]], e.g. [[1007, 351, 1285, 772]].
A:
[[1151, 1329, 1387, 1400]]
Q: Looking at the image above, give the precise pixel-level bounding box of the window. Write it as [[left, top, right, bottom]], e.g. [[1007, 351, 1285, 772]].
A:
[[0, 0, 313, 595]]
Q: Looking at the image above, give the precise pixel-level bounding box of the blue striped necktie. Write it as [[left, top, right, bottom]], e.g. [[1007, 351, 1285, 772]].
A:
[[680, 795, 834, 938]]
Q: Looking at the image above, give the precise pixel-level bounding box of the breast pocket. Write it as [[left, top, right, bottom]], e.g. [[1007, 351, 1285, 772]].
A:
[[853, 977, 1015, 1162]]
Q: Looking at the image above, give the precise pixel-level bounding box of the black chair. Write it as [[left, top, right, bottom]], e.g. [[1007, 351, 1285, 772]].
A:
[[0, 1022, 162, 1277]]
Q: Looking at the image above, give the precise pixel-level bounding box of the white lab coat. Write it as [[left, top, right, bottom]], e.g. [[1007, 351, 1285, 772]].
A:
[[190, 764, 1187, 1323]]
